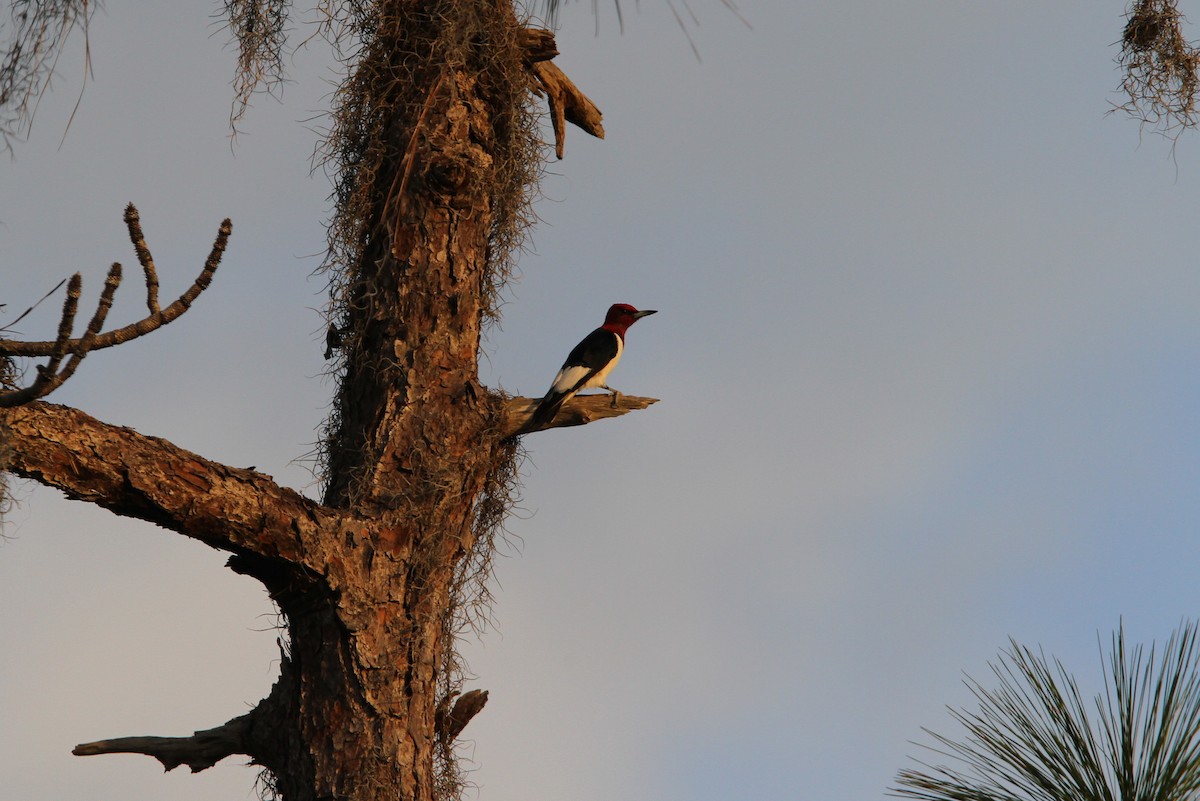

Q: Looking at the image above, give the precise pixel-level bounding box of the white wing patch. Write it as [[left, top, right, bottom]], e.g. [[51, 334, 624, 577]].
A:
[[549, 334, 623, 395], [550, 364, 595, 395]]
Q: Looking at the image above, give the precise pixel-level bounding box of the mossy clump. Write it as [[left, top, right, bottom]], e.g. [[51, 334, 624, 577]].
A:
[[1116, 0, 1200, 140]]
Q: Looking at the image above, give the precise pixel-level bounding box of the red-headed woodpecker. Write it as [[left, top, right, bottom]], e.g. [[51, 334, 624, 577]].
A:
[[529, 303, 657, 428]]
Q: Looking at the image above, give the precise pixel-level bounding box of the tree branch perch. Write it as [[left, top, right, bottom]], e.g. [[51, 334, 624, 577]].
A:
[[503, 393, 658, 437]]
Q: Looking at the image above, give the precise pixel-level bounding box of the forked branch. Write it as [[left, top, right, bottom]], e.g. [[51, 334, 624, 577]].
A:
[[522, 28, 604, 159], [0, 264, 121, 407], [0, 204, 231, 405]]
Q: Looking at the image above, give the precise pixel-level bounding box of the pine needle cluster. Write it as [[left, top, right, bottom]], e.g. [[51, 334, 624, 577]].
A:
[[895, 621, 1200, 801]]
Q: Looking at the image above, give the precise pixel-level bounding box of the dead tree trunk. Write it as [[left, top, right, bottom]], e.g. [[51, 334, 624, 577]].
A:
[[247, 6, 515, 798], [0, 2, 638, 801]]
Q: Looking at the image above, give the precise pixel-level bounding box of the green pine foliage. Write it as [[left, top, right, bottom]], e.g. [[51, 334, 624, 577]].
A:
[[895, 621, 1200, 801]]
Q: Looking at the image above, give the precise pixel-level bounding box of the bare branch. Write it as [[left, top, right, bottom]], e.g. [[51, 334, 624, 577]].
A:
[[503, 393, 658, 437], [0, 401, 343, 560], [0, 270, 107, 407], [42, 271, 82, 377], [42, 262, 122, 391], [74, 714, 252, 773], [520, 30, 604, 160], [0, 206, 231, 360], [530, 58, 604, 159], [71, 664, 312, 779], [124, 203, 160, 314]]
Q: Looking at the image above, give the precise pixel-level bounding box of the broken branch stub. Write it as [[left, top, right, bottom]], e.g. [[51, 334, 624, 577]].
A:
[[73, 714, 252, 773], [519, 27, 558, 63], [435, 688, 489, 742], [503, 393, 658, 437], [520, 27, 604, 159]]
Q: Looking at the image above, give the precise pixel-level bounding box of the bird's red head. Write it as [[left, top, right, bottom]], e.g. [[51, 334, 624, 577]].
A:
[[602, 303, 657, 334]]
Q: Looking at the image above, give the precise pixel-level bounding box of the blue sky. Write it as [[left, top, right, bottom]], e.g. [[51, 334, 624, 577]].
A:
[[3, 2, 1200, 801]]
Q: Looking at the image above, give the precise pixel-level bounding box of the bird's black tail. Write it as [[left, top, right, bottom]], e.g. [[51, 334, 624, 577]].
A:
[[524, 392, 566, 433]]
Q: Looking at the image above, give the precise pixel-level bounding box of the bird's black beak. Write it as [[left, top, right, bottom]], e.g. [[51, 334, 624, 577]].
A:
[[633, 309, 657, 319]]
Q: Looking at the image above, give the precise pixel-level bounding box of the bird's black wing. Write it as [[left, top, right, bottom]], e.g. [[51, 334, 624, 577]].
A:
[[527, 327, 620, 429], [559, 327, 619, 387]]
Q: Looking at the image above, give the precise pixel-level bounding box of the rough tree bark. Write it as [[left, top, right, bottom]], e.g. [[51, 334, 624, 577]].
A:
[[0, 2, 653, 801]]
